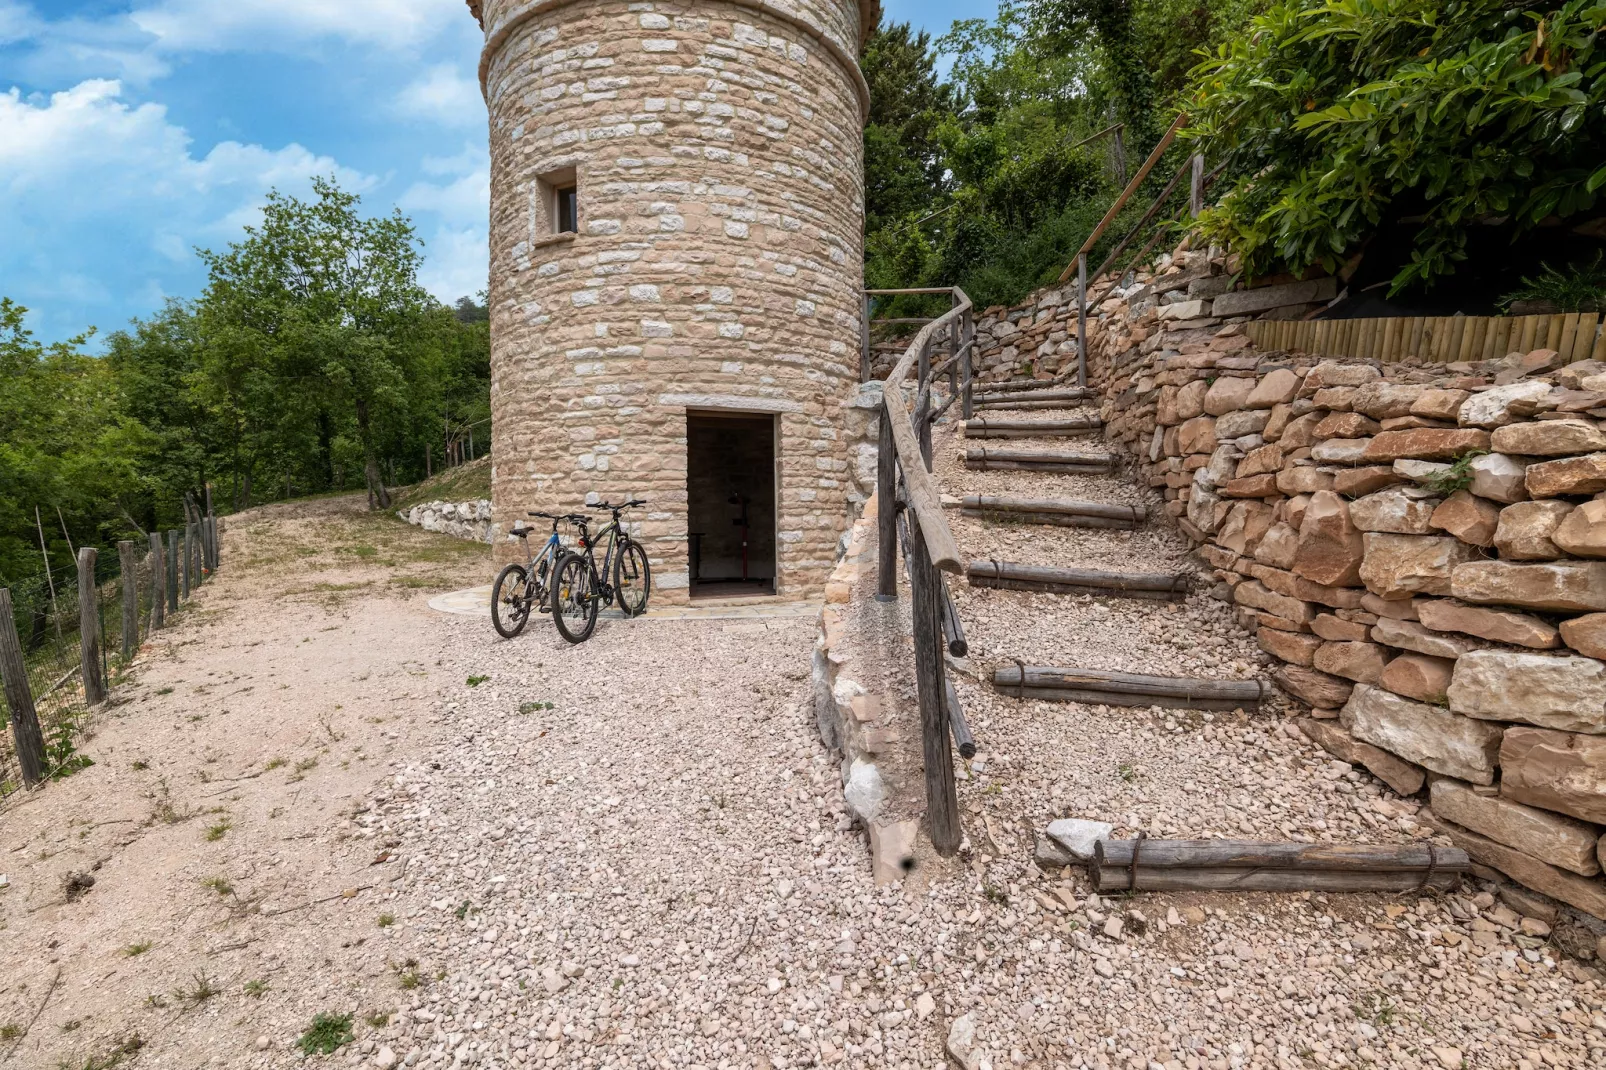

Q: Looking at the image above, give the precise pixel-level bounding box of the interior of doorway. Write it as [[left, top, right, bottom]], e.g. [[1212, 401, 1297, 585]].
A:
[[687, 411, 777, 599]]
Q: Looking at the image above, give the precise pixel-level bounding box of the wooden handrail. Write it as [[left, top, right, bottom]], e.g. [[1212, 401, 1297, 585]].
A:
[[881, 292, 968, 575], [1058, 112, 1188, 284]]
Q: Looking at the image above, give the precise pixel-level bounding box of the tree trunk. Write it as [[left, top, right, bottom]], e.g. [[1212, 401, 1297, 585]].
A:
[[355, 398, 391, 510]]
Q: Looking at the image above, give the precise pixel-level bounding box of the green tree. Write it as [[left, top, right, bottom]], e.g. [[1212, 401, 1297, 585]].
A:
[[198, 177, 451, 509], [861, 21, 955, 234]]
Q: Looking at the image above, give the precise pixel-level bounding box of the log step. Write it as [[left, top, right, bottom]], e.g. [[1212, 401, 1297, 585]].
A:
[[964, 416, 1103, 439], [961, 494, 1144, 530], [992, 665, 1269, 712], [967, 560, 1188, 600], [973, 378, 1075, 396], [964, 448, 1113, 474], [974, 388, 1092, 407], [1089, 839, 1468, 893], [973, 397, 1100, 412]]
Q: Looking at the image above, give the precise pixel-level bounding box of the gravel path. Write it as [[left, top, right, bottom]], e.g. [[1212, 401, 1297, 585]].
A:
[[6, 471, 1603, 1070]]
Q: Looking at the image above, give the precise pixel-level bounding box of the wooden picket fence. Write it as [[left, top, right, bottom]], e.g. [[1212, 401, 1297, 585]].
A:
[[1246, 312, 1606, 365]]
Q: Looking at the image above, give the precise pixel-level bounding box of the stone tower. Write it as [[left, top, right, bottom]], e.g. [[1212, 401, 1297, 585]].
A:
[[467, 0, 877, 603]]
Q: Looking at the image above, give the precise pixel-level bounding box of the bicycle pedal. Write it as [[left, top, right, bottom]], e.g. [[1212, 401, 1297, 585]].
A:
[[538, 605, 551, 614]]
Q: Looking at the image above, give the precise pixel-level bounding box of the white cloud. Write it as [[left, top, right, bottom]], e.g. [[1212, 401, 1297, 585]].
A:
[[131, 0, 471, 52], [0, 79, 373, 338], [396, 63, 483, 127], [400, 145, 489, 303]]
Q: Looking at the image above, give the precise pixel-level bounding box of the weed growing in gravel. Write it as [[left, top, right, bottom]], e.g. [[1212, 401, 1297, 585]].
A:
[[454, 900, 473, 920], [204, 818, 232, 842], [377, 913, 395, 928], [155, 687, 174, 696], [60, 1019, 80, 1032], [143, 994, 167, 1009], [0, 1024, 21, 1040], [466, 675, 489, 687], [200, 876, 233, 896], [1117, 762, 1140, 783], [297, 1012, 354, 1055], [264, 757, 286, 771], [175, 971, 218, 1006], [983, 884, 1009, 905], [130, 760, 148, 771], [60, 1034, 142, 1070], [518, 701, 555, 713], [365, 1011, 391, 1028], [123, 941, 152, 957], [243, 980, 268, 998]]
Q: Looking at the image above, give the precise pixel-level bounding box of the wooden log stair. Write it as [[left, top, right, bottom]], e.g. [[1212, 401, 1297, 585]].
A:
[[964, 447, 1114, 474], [963, 415, 1103, 439]]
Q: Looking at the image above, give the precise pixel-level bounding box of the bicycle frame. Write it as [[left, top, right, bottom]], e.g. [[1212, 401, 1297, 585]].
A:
[[573, 518, 623, 604]]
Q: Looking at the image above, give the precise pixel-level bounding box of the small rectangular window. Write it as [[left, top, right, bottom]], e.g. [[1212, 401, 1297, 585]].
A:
[[556, 186, 578, 234]]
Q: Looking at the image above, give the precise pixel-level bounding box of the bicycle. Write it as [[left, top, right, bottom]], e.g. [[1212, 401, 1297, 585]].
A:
[[550, 500, 652, 643], [491, 511, 587, 639]]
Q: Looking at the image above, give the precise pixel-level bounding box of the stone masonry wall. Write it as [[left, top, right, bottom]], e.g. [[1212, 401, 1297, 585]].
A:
[[968, 253, 1606, 929], [475, 0, 873, 603], [398, 501, 498, 544]]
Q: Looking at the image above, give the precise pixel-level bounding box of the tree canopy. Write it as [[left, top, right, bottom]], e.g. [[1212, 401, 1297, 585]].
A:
[[0, 179, 488, 586]]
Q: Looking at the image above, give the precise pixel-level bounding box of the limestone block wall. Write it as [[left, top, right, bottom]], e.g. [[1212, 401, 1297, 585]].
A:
[[398, 501, 498, 544], [969, 255, 1606, 928], [472, 0, 876, 602]]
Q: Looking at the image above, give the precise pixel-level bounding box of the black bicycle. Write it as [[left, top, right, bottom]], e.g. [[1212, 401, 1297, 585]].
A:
[[550, 500, 652, 643], [490, 511, 586, 639]]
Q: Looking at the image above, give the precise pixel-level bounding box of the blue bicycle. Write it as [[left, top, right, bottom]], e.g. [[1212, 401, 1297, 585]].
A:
[[491, 511, 586, 639]]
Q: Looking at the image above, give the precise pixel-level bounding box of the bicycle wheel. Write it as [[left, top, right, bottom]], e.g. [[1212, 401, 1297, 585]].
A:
[[614, 540, 652, 617], [550, 553, 600, 644], [491, 563, 532, 639]]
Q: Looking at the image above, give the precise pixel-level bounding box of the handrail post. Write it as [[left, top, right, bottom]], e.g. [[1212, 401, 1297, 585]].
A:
[[1077, 253, 1089, 389], [908, 508, 960, 856], [960, 306, 975, 420], [860, 293, 872, 383], [1190, 153, 1205, 218], [118, 540, 139, 661], [916, 335, 933, 469], [0, 590, 47, 785], [78, 547, 105, 706], [947, 294, 960, 400], [876, 400, 898, 601]]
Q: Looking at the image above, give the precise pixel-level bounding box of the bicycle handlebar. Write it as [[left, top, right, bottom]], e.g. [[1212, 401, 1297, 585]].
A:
[[592, 499, 646, 512]]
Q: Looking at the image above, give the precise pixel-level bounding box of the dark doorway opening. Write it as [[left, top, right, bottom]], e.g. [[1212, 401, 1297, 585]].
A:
[[687, 411, 777, 599]]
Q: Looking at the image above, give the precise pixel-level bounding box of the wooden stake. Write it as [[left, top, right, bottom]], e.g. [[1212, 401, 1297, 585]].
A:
[[0, 589, 47, 785], [908, 507, 960, 857], [77, 547, 104, 706], [149, 532, 166, 631], [118, 540, 139, 661]]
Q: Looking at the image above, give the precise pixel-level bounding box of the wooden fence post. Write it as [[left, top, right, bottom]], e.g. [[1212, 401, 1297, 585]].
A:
[[907, 510, 961, 856], [185, 524, 196, 593], [876, 402, 898, 601], [861, 293, 873, 383], [118, 540, 139, 661], [0, 589, 48, 785], [78, 547, 105, 706], [1076, 253, 1089, 388], [166, 531, 179, 612], [149, 532, 166, 630], [916, 336, 934, 469]]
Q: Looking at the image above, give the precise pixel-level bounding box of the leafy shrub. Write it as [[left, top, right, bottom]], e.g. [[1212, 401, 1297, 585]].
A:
[[1187, 0, 1606, 293], [1500, 252, 1606, 313]]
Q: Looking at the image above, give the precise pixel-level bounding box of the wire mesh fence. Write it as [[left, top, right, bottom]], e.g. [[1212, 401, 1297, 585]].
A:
[[0, 516, 222, 801]]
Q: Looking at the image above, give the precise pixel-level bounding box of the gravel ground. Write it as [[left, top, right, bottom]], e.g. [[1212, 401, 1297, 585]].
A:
[[6, 464, 1604, 1070]]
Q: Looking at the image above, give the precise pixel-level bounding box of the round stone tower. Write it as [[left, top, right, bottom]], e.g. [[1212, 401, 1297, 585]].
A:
[[468, 0, 876, 603]]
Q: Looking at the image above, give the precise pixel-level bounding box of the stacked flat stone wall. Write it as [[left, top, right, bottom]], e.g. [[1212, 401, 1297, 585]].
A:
[[474, 0, 874, 602], [968, 253, 1606, 928]]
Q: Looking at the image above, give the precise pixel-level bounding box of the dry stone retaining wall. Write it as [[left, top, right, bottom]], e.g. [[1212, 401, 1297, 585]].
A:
[[473, 0, 873, 602], [398, 501, 498, 544], [968, 252, 1606, 925]]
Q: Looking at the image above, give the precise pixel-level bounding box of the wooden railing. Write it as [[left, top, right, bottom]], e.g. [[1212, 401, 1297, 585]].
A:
[[866, 286, 975, 857], [1246, 311, 1606, 365]]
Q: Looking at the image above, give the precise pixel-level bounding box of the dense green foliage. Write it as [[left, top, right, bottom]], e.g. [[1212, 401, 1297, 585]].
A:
[[0, 179, 488, 586], [861, 0, 1259, 309], [1187, 0, 1606, 291]]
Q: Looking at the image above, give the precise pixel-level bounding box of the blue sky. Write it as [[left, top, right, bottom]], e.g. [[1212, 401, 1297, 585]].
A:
[[3, 0, 994, 345]]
